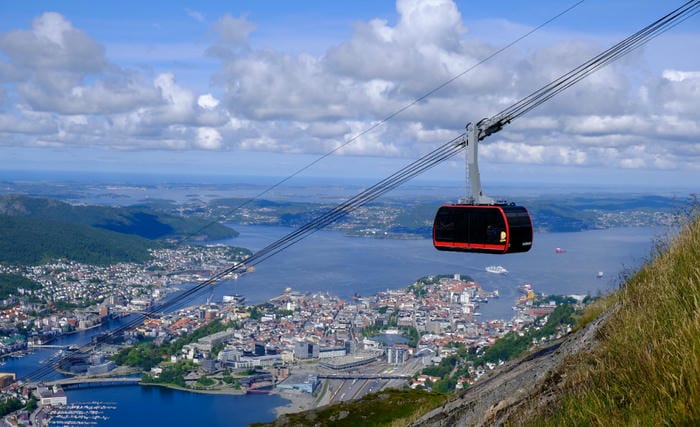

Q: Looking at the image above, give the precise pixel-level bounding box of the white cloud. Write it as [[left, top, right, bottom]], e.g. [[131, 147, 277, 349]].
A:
[[206, 14, 255, 59], [196, 127, 222, 149], [154, 73, 195, 120], [661, 69, 700, 82], [0, 2, 698, 176], [197, 94, 220, 110], [185, 8, 206, 24], [1, 12, 105, 75], [0, 12, 160, 115]]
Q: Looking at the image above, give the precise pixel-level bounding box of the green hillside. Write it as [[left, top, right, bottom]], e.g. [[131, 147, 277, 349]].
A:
[[519, 215, 700, 425], [0, 194, 236, 241], [258, 389, 448, 427], [0, 273, 42, 299], [0, 215, 157, 265]]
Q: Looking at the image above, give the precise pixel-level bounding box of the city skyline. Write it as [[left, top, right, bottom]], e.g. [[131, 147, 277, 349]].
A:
[[1, 1, 699, 188]]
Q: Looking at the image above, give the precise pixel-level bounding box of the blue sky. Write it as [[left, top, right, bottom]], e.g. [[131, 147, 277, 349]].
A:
[[1, 1, 699, 189]]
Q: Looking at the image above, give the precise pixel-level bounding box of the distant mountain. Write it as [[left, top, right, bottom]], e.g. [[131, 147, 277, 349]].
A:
[[0, 194, 237, 241], [206, 194, 688, 237]]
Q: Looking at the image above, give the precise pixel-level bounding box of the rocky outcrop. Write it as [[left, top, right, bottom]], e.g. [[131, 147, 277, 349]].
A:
[[411, 309, 610, 426]]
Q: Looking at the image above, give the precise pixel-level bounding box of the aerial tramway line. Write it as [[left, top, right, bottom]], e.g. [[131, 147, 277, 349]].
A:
[[434, 0, 700, 254], [25, 0, 700, 382]]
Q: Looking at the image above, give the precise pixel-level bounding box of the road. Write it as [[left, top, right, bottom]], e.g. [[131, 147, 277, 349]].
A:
[[324, 356, 426, 404]]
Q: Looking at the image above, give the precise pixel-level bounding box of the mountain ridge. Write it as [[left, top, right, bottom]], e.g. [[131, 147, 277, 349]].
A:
[[0, 194, 237, 241]]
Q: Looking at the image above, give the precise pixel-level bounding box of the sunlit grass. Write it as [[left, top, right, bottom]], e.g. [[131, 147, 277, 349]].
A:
[[524, 215, 700, 425], [254, 389, 448, 427]]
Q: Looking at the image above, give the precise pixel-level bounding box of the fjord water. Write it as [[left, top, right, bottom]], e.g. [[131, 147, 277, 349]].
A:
[[30, 224, 661, 426], [219, 224, 663, 320]]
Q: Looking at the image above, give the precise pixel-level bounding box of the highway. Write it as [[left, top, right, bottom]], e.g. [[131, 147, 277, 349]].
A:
[[323, 356, 426, 404]]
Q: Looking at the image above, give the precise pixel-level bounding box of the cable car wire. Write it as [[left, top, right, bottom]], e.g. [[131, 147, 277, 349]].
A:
[[142, 0, 699, 328], [25, 1, 699, 382], [487, 0, 700, 132], [184, 0, 586, 240]]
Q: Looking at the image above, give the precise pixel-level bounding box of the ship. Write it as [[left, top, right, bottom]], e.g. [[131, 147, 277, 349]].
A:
[[555, 247, 567, 254], [485, 265, 508, 274]]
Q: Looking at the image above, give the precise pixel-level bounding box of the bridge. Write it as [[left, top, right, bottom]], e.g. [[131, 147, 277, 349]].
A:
[[27, 344, 70, 349], [31, 376, 142, 390]]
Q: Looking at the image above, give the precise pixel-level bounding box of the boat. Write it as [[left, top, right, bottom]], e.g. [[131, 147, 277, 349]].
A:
[[485, 265, 508, 274], [597, 271, 604, 278], [555, 247, 567, 254]]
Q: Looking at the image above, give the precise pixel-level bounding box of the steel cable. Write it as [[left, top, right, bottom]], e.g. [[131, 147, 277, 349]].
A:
[[26, 0, 699, 382]]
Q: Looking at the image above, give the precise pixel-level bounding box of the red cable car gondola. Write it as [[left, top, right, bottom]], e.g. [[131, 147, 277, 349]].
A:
[[432, 120, 533, 255], [432, 204, 532, 254]]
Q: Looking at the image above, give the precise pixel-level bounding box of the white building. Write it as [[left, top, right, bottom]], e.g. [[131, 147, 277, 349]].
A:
[[37, 386, 67, 406]]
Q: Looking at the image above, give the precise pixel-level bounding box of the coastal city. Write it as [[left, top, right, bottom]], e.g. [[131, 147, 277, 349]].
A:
[[1, 0, 697, 423], [0, 242, 581, 426]]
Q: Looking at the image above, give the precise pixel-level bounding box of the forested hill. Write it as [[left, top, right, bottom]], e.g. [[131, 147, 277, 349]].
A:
[[0, 194, 236, 241], [0, 215, 156, 265]]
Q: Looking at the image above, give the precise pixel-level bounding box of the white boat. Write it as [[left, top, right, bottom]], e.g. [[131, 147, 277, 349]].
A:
[[486, 265, 508, 274], [597, 271, 604, 278]]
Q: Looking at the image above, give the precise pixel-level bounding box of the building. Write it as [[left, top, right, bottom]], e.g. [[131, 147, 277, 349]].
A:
[[217, 348, 242, 364], [318, 346, 346, 359], [197, 328, 237, 351], [294, 341, 319, 359], [319, 350, 384, 370], [86, 361, 116, 376], [277, 374, 320, 394], [386, 345, 410, 365], [37, 386, 67, 406], [254, 342, 266, 356], [0, 373, 15, 388]]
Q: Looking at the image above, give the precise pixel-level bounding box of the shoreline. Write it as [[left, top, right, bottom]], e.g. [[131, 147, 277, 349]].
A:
[[139, 382, 315, 418], [140, 381, 246, 395], [271, 389, 316, 417]]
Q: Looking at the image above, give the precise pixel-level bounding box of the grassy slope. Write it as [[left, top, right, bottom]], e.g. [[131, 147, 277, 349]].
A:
[[258, 389, 449, 427], [521, 215, 700, 425]]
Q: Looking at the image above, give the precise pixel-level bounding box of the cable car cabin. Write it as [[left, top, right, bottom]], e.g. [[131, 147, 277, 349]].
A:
[[433, 204, 533, 254]]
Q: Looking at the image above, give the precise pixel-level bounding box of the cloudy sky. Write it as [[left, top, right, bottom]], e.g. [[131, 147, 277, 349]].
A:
[[1, 0, 699, 189]]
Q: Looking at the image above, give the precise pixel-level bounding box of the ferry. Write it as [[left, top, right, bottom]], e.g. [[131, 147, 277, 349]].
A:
[[485, 265, 508, 274]]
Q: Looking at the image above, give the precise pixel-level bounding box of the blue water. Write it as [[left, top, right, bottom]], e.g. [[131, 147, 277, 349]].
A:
[[216, 224, 663, 320], [7, 224, 664, 426], [3, 316, 139, 381], [64, 386, 287, 427]]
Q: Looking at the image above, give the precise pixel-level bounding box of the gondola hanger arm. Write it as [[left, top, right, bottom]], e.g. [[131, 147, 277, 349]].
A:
[[461, 119, 510, 205]]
